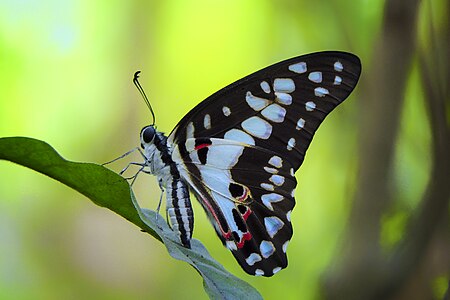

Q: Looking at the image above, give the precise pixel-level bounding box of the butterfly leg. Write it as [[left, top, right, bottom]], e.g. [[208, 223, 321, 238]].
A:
[[154, 182, 166, 232], [156, 180, 164, 214], [119, 162, 146, 175], [102, 147, 141, 165], [118, 163, 152, 188], [104, 147, 150, 172], [155, 179, 165, 222]]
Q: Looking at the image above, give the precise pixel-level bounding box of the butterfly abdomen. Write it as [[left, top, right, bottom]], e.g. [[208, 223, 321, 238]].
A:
[[166, 177, 193, 248]]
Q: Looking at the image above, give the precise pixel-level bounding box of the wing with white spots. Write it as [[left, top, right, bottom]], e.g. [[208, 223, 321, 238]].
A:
[[168, 51, 361, 171], [166, 51, 361, 276], [172, 138, 296, 276]]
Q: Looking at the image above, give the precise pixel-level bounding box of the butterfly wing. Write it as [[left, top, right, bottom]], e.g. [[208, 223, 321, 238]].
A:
[[168, 51, 361, 276], [169, 51, 361, 170], [172, 138, 296, 276]]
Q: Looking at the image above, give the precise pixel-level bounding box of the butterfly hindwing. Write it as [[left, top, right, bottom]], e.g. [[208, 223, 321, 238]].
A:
[[172, 138, 296, 276]]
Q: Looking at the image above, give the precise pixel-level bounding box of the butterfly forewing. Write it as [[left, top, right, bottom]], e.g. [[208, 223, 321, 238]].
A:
[[166, 51, 361, 276], [169, 51, 360, 169]]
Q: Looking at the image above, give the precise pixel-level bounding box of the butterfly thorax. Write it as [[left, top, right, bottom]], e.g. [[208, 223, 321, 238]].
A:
[[140, 125, 194, 247], [140, 130, 173, 185]]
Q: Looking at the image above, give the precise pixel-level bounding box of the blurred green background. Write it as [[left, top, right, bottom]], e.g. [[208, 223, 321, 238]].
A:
[[0, 0, 448, 299]]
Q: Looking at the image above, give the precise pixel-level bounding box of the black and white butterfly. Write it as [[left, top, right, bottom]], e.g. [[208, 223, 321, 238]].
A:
[[130, 52, 361, 277]]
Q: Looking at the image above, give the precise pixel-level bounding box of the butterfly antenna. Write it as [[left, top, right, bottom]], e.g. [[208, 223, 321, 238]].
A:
[[133, 71, 156, 125]]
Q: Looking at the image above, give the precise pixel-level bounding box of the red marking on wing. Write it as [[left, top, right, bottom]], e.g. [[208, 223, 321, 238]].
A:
[[194, 143, 210, 150], [242, 208, 252, 221], [195, 193, 231, 239], [237, 187, 249, 202], [237, 232, 252, 249]]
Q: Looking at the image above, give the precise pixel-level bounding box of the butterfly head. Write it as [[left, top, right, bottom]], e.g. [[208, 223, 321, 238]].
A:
[[140, 125, 156, 148]]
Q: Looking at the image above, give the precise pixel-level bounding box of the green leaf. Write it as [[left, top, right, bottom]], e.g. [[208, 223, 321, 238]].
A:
[[0, 137, 262, 300]]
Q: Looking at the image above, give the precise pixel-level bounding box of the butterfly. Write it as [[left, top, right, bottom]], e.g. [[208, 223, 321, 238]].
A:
[[131, 51, 361, 277]]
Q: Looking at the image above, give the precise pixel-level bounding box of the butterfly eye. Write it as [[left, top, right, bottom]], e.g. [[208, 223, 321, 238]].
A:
[[141, 126, 156, 143]]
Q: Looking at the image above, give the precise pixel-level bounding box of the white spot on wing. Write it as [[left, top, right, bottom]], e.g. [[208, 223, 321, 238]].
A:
[[290, 168, 295, 176], [275, 92, 292, 105], [198, 173, 233, 206], [282, 240, 289, 253], [261, 183, 274, 191], [245, 253, 262, 266], [260, 81, 271, 93], [296, 118, 305, 130], [226, 240, 237, 251], [273, 78, 295, 93], [246, 92, 270, 111], [264, 217, 284, 238], [268, 156, 282, 168], [334, 75, 342, 85], [287, 138, 296, 151], [197, 140, 245, 169], [255, 269, 264, 276], [273, 267, 282, 274], [260, 240, 276, 258], [261, 193, 284, 210], [222, 106, 231, 116], [261, 104, 286, 123], [289, 61, 307, 74], [315, 87, 329, 97], [334, 61, 343, 72], [184, 139, 197, 152], [308, 71, 322, 83], [224, 129, 255, 145], [286, 210, 292, 221], [186, 122, 194, 139], [305, 101, 316, 111], [269, 174, 285, 186], [241, 116, 273, 139], [203, 114, 211, 129], [264, 167, 278, 174]]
